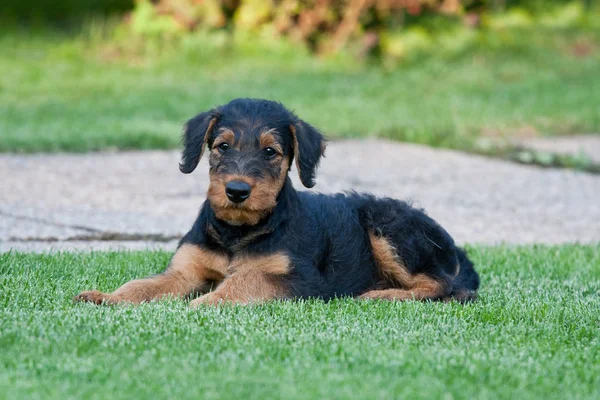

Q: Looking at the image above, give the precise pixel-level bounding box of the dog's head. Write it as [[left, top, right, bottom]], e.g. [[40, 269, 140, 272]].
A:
[[180, 98, 326, 226]]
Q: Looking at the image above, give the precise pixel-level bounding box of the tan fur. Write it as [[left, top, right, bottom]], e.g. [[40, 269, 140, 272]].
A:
[[359, 283, 445, 301], [364, 233, 449, 301], [193, 117, 217, 160], [289, 124, 302, 174], [74, 244, 228, 305], [278, 157, 290, 181], [169, 244, 229, 281], [229, 252, 291, 275], [213, 128, 236, 148], [190, 253, 290, 307], [190, 270, 288, 306], [207, 174, 270, 225], [259, 129, 283, 154], [369, 233, 414, 288], [190, 252, 290, 306], [207, 158, 290, 226]]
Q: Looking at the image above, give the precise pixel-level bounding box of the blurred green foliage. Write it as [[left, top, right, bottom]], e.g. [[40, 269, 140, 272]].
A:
[[3, 1, 598, 63], [122, 1, 597, 60]]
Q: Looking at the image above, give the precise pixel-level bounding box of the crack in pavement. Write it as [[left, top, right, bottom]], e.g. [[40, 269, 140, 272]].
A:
[[1, 211, 181, 243], [0, 210, 102, 233]]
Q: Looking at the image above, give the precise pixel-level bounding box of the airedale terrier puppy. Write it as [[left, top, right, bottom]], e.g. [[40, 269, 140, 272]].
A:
[[75, 98, 479, 306]]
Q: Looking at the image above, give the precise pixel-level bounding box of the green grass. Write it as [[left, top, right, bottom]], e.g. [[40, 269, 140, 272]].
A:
[[1, 26, 600, 153], [1, 245, 599, 399]]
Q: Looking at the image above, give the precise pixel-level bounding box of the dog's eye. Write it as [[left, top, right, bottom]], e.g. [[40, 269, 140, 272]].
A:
[[263, 147, 277, 158], [218, 143, 230, 151]]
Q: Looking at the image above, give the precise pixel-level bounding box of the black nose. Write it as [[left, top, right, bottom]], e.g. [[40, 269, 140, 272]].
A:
[[225, 181, 251, 203]]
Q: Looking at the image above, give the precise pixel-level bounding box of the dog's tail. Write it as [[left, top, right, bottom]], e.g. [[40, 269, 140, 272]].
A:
[[446, 247, 480, 302]]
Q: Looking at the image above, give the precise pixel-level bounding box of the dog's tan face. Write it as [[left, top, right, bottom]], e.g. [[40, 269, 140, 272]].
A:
[[206, 127, 290, 226], [179, 99, 326, 226]]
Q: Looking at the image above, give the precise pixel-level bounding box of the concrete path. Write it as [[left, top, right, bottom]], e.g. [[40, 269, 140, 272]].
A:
[[1, 139, 599, 252]]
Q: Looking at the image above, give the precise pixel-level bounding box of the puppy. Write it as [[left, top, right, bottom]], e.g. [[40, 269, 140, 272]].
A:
[[75, 98, 479, 306]]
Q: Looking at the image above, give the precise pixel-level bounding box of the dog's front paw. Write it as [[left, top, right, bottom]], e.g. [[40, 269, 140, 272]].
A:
[[189, 292, 228, 308], [73, 290, 113, 305], [358, 290, 385, 300]]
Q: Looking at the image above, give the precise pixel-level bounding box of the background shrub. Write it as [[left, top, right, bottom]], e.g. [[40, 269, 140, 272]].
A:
[[2, 0, 596, 61]]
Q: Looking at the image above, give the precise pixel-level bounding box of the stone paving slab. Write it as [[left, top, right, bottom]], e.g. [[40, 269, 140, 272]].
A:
[[2, 139, 599, 252]]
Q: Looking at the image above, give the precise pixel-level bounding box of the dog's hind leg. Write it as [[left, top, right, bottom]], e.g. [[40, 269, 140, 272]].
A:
[[358, 198, 479, 302], [360, 233, 451, 301], [360, 287, 443, 301], [74, 244, 228, 305]]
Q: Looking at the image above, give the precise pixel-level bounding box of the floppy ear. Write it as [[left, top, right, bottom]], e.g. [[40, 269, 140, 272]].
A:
[[179, 110, 219, 174], [289, 119, 326, 188]]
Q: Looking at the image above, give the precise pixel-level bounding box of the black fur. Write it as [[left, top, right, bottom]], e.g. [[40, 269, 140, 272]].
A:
[[180, 109, 219, 174], [290, 119, 325, 188], [180, 98, 479, 300]]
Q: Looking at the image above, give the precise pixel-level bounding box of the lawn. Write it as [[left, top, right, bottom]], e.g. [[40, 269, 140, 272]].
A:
[[0, 245, 598, 399], [1, 26, 600, 153]]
